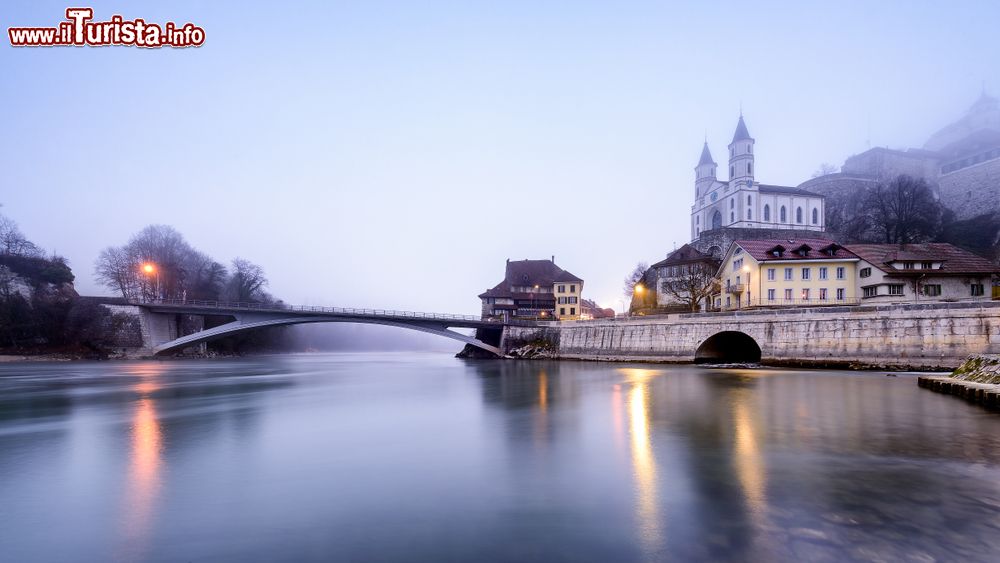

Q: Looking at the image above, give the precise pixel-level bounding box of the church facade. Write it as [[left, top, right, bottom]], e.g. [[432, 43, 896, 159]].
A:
[[690, 115, 825, 242]]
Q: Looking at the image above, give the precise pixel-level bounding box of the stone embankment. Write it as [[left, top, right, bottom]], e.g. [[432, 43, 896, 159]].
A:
[[918, 354, 1000, 411]]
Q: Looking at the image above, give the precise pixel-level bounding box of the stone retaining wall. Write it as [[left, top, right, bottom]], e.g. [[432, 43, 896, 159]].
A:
[[503, 301, 1000, 369]]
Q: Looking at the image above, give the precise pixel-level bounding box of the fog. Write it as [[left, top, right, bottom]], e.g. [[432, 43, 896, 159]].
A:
[[2, 0, 998, 318]]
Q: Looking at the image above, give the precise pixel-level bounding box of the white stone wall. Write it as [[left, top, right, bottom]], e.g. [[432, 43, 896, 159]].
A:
[[506, 301, 1000, 369]]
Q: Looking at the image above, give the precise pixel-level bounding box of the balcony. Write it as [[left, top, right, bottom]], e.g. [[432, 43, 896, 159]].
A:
[[726, 284, 746, 294]]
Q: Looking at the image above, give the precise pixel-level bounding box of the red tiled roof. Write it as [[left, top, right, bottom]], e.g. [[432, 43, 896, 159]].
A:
[[846, 243, 1000, 275], [479, 259, 583, 298], [651, 244, 717, 269], [732, 238, 861, 262]]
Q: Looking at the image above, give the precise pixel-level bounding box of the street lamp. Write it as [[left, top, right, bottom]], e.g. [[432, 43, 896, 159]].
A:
[[141, 262, 160, 301], [742, 265, 751, 307]]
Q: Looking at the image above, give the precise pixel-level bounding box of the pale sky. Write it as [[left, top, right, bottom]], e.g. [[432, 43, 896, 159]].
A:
[[2, 0, 998, 314]]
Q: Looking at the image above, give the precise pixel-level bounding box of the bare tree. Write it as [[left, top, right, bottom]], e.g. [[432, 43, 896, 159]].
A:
[[0, 214, 41, 257], [659, 262, 720, 312], [866, 175, 943, 244], [623, 262, 648, 299], [811, 163, 839, 178], [94, 246, 141, 299], [227, 258, 268, 302]]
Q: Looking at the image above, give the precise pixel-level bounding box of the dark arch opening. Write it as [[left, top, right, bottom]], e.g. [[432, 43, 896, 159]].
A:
[[694, 331, 761, 364]]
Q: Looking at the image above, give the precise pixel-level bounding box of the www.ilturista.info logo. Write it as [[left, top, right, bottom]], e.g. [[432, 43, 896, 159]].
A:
[[8, 8, 205, 48]]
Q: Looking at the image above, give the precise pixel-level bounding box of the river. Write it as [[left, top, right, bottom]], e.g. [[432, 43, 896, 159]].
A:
[[1, 354, 999, 562]]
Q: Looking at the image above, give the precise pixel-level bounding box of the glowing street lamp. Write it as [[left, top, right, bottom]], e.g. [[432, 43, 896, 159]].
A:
[[141, 262, 160, 301]]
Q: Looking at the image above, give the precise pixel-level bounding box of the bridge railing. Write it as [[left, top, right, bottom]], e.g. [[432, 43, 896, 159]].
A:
[[127, 298, 519, 324]]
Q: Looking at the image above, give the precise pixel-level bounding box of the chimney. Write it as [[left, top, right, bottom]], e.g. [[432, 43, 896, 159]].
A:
[[551, 255, 555, 263]]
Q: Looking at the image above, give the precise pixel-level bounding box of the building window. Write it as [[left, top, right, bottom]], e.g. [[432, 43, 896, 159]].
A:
[[836, 288, 845, 300], [726, 296, 731, 307], [558, 285, 565, 293], [696, 216, 699, 225], [819, 288, 828, 300], [784, 288, 793, 301], [802, 288, 810, 301], [859, 267, 871, 278], [747, 209, 752, 221], [921, 262, 932, 269], [764, 204, 771, 221], [888, 284, 904, 296], [747, 195, 752, 205], [569, 297, 577, 304], [747, 162, 753, 175], [730, 198, 735, 209], [972, 284, 985, 296], [768, 289, 775, 301], [767, 268, 776, 281], [570, 307, 576, 315], [812, 208, 818, 224], [801, 267, 811, 280], [922, 284, 942, 297], [903, 262, 914, 270], [836, 267, 845, 280], [784, 267, 793, 281], [796, 207, 803, 223], [863, 286, 877, 298], [819, 267, 828, 280], [780, 206, 787, 222], [560, 307, 566, 315], [570, 285, 576, 293]]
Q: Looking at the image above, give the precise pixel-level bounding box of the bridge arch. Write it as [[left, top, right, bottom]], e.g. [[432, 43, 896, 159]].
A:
[[152, 314, 502, 357], [694, 331, 761, 364]]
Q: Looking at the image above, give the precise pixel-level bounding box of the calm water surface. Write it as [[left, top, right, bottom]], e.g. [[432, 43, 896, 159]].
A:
[[2, 354, 1000, 562]]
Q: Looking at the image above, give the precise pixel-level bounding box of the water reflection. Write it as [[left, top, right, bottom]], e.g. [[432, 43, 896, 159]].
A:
[[120, 363, 164, 562], [621, 368, 664, 556]]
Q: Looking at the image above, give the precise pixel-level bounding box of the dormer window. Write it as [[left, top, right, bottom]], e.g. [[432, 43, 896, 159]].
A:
[[792, 244, 812, 257], [921, 262, 932, 269]]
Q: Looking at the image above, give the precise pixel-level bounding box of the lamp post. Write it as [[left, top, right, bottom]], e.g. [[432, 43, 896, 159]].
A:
[[141, 262, 159, 302], [633, 283, 644, 314]]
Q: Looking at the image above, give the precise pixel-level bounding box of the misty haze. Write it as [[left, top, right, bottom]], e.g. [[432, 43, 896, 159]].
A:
[[2, 2, 1000, 562]]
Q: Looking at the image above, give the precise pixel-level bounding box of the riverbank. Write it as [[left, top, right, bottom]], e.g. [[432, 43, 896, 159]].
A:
[[917, 354, 1000, 410]]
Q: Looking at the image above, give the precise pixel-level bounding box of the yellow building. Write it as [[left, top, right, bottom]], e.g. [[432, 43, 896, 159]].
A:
[[553, 278, 584, 320], [715, 239, 860, 310]]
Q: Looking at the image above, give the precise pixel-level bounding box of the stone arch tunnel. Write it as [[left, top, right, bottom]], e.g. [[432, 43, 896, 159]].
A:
[[694, 331, 762, 364]]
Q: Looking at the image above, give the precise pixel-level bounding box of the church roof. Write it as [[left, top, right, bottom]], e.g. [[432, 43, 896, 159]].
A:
[[731, 115, 752, 143], [757, 184, 822, 197], [697, 142, 716, 166]]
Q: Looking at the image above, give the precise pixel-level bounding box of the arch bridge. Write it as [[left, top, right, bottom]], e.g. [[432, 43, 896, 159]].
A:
[[115, 299, 534, 356]]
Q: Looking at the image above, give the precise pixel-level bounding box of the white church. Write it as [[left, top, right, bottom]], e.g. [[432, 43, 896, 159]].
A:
[[690, 115, 825, 241]]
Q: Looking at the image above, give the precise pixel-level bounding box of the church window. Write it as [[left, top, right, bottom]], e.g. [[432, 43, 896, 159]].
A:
[[696, 216, 699, 225], [730, 147, 734, 157], [812, 208, 818, 224], [747, 209, 752, 220], [712, 210, 722, 230], [747, 162, 752, 175], [730, 165, 735, 177], [747, 144, 752, 154], [763, 204, 770, 221], [796, 207, 803, 223], [780, 206, 786, 222], [747, 195, 752, 205], [730, 198, 734, 209], [730, 211, 735, 222]]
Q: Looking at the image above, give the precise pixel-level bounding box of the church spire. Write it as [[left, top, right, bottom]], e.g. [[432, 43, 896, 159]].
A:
[[731, 114, 752, 143], [697, 141, 715, 166]]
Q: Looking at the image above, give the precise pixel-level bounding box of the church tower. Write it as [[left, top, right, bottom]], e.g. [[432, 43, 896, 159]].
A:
[[694, 141, 716, 198], [728, 114, 755, 189]]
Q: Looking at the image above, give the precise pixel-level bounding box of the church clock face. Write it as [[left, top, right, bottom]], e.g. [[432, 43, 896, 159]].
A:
[[710, 192, 717, 202]]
